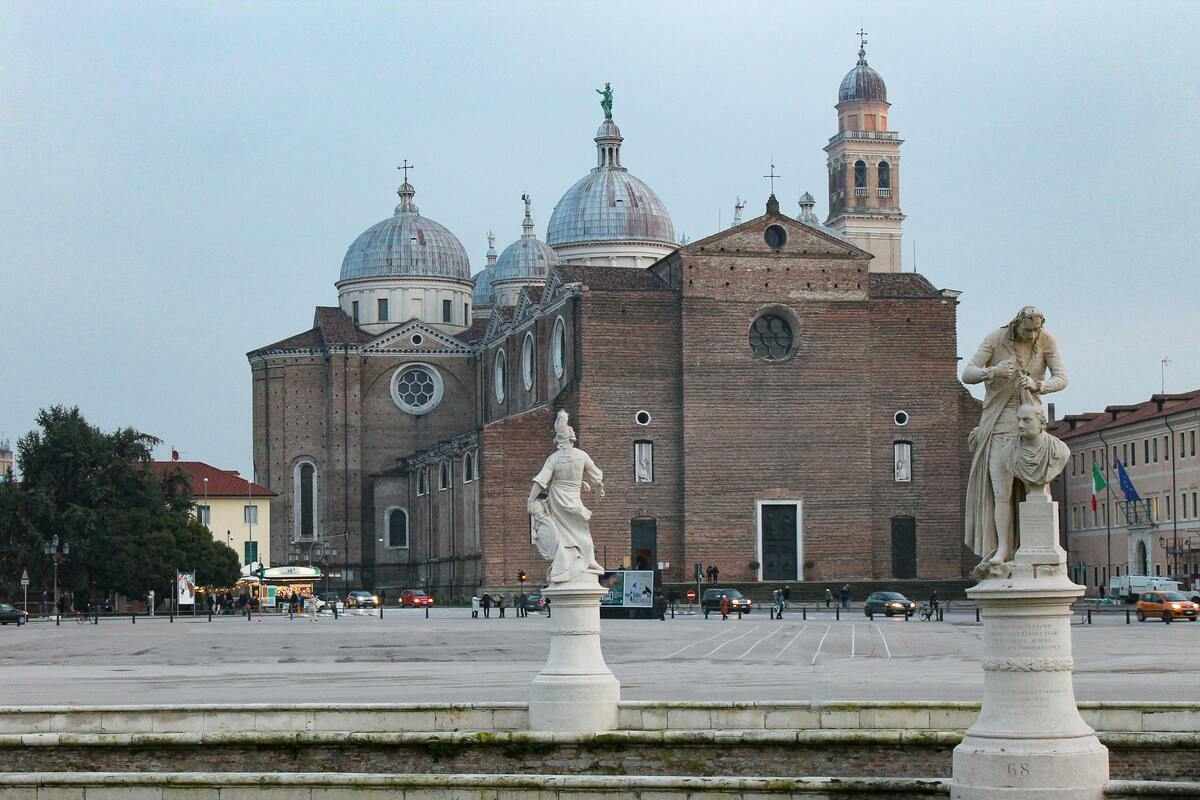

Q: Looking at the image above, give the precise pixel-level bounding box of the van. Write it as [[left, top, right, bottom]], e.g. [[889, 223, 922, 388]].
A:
[[1108, 575, 1180, 602]]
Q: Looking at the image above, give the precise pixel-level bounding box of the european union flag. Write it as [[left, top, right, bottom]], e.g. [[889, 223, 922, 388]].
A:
[[1115, 460, 1141, 502]]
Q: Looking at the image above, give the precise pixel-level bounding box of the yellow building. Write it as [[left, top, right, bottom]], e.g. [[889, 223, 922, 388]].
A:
[[153, 460, 275, 567]]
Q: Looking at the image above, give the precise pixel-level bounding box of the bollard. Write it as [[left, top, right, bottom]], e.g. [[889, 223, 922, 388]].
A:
[[333, 605, 338, 620], [131, 614, 136, 625], [738, 608, 742, 620], [56, 614, 60, 626], [802, 606, 807, 621], [94, 611, 99, 625], [1165, 613, 1172, 625], [938, 608, 944, 622], [704, 608, 710, 620], [208, 610, 212, 622], [1087, 608, 1092, 625], [670, 606, 675, 620], [1126, 609, 1130, 625], [380, 604, 384, 620], [836, 606, 840, 621], [975, 607, 980, 623], [769, 608, 774, 620], [170, 610, 174, 623], [425, 605, 429, 620]]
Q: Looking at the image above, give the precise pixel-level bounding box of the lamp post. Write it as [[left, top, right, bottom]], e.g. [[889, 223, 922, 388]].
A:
[[202, 477, 209, 530], [43, 535, 69, 615]]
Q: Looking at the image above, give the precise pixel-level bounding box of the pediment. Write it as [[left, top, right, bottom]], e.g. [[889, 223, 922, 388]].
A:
[[361, 320, 475, 356], [682, 211, 871, 260]]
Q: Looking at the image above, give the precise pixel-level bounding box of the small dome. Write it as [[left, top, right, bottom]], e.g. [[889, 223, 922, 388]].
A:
[[472, 266, 496, 306], [339, 182, 471, 283], [595, 119, 622, 140], [495, 195, 559, 282], [838, 48, 888, 104]]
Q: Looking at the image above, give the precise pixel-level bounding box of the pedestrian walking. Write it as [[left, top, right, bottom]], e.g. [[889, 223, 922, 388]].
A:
[[930, 589, 940, 612], [720, 593, 730, 621], [711, 565, 720, 582], [655, 592, 668, 621], [824, 587, 833, 608], [471, 595, 480, 619], [497, 594, 506, 618], [840, 584, 850, 609], [482, 593, 492, 619]]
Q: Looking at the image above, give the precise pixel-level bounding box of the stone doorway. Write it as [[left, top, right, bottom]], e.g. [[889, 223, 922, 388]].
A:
[[891, 516, 917, 578], [760, 503, 799, 581], [631, 518, 657, 571]]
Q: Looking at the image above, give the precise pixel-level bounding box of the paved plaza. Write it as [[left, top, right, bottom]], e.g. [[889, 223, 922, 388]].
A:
[[0, 607, 1196, 706]]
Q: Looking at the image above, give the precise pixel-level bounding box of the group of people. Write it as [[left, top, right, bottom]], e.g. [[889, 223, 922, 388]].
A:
[[702, 565, 721, 582], [471, 592, 544, 619], [823, 585, 853, 609]]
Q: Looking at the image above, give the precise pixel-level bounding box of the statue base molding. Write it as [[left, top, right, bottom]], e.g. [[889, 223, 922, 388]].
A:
[[528, 579, 620, 732], [952, 495, 1108, 799]]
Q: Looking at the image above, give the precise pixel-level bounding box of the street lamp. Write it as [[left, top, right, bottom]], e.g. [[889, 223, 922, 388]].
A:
[[43, 535, 69, 615]]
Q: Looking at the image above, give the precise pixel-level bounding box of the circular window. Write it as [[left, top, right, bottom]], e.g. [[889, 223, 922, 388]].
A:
[[764, 224, 787, 250], [494, 350, 506, 403], [522, 333, 535, 391], [410, 334, 424, 346], [894, 410, 910, 427], [390, 364, 444, 416], [635, 410, 652, 426], [749, 313, 795, 361], [551, 317, 566, 379]]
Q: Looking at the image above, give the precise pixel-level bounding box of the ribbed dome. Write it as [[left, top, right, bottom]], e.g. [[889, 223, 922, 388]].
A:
[[495, 237, 558, 282], [838, 48, 887, 104], [548, 169, 675, 246], [472, 266, 496, 306], [338, 182, 471, 283]]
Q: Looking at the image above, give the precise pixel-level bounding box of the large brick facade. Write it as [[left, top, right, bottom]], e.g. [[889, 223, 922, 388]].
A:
[[249, 204, 978, 598]]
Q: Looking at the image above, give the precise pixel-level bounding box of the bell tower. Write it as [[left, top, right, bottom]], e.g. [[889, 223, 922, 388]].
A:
[[824, 33, 905, 273]]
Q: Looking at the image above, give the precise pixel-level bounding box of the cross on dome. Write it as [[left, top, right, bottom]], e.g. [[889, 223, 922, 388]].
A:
[[856, 28, 869, 64]]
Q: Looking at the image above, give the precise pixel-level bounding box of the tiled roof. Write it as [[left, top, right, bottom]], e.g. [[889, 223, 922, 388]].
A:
[[314, 306, 370, 346], [149, 461, 275, 497], [454, 318, 490, 345], [868, 273, 940, 299], [247, 328, 323, 357], [1057, 390, 1200, 440], [555, 265, 671, 292], [524, 286, 545, 305]]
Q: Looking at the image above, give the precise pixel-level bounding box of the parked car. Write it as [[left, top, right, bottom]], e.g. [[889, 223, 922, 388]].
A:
[[400, 589, 433, 608], [0, 603, 28, 625], [521, 590, 546, 612], [1135, 591, 1198, 622], [313, 593, 343, 612], [345, 590, 379, 609], [701, 588, 752, 614], [864, 591, 916, 618]]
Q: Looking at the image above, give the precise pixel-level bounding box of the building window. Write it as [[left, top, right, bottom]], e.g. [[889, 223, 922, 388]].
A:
[[878, 161, 891, 190], [1191, 430, 1196, 456], [196, 505, 211, 526], [464, 302, 470, 323], [1166, 494, 1171, 519], [854, 160, 867, 194], [1130, 443, 1136, 466], [442, 299, 452, 323], [1164, 434, 1170, 459], [351, 301, 359, 324], [494, 350, 506, 403], [417, 467, 427, 497], [244, 505, 258, 525], [1152, 438, 1158, 462], [439, 460, 450, 491], [463, 451, 475, 483], [295, 461, 317, 540], [634, 440, 654, 483], [894, 441, 912, 482], [378, 298, 389, 322], [391, 364, 444, 416], [522, 332, 535, 391], [551, 317, 566, 379], [749, 312, 795, 361], [387, 508, 408, 549], [244, 540, 258, 566], [1145, 439, 1150, 463], [1182, 432, 1188, 457]]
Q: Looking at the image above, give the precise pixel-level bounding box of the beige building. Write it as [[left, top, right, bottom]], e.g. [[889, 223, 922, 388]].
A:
[[0, 440, 13, 482], [152, 461, 275, 567], [1052, 390, 1200, 594]]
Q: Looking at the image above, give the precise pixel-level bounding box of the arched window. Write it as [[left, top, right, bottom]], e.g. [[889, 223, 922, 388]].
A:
[[522, 332, 535, 391], [416, 467, 427, 497], [551, 317, 566, 379], [293, 460, 318, 541], [463, 450, 475, 483], [854, 160, 867, 190], [494, 349, 506, 403], [878, 161, 891, 190], [439, 460, 450, 491], [387, 508, 408, 549]]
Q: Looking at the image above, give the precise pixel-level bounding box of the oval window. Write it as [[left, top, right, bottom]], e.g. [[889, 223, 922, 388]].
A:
[[551, 317, 566, 379], [522, 333, 535, 391], [494, 350, 506, 403], [390, 364, 444, 415], [764, 224, 787, 250]]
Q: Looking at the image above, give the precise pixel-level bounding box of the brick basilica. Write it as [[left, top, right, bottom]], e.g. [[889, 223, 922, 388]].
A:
[[248, 44, 980, 597]]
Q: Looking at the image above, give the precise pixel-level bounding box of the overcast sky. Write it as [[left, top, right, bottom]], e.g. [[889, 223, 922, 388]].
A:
[[3, 2, 1198, 477]]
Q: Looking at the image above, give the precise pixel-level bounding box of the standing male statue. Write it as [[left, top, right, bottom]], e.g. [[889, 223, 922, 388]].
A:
[[596, 82, 614, 120], [962, 306, 1068, 574], [528, 410, 606, 585]]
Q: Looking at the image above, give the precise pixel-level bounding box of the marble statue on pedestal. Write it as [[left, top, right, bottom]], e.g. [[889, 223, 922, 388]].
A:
[[1010, 404, 1070, 497], [962, 306, 1068, 576], [528, 410, 606, 585]]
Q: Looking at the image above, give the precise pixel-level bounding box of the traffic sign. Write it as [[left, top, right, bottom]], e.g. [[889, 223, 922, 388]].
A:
[[20, 569, 29, 588]]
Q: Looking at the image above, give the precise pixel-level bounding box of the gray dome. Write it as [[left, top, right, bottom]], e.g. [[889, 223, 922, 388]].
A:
[[495, 237, 558, 282], [547, 169, 675, 247], [472, 266, 496, 306], [838, 49, 887, 104], [338, 182, 471, 283]]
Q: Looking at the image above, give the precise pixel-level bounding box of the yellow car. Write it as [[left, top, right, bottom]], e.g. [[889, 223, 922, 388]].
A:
[[1135, 591, 1198, 623]]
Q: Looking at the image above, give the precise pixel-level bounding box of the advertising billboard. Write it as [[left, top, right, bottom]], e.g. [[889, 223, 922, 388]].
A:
[[600, 570, 654, 608], [176, 572, 196, 606]]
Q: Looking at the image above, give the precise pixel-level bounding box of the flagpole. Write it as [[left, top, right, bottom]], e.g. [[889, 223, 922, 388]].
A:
[[1099, 429, 1112, 582]]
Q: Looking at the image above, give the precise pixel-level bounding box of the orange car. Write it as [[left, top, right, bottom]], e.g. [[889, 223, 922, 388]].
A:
[[1135, 591, 1199, 623]]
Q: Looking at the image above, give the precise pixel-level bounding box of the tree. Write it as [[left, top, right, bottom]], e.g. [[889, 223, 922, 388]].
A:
[[1, 406, 241, 603]]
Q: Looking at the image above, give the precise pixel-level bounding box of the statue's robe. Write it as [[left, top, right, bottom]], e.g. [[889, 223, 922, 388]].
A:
[[532, 446, 605, 584], [963, 327, 1067, 560]]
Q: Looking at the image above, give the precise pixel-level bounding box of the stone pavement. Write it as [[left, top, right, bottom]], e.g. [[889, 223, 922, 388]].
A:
[[0, 607, 1195, 706]]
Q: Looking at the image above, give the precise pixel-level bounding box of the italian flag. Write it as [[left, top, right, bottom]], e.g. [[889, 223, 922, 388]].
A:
[[1091, 463, 1108, 512]]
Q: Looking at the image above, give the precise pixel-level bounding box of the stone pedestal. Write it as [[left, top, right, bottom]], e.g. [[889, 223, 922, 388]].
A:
[[952, 494, 1108, 799], [528, 579, 620, 732]]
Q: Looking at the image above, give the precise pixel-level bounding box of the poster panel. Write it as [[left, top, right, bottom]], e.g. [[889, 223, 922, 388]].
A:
[[176, 572, 196, 606], [621, 570, 654, 607]]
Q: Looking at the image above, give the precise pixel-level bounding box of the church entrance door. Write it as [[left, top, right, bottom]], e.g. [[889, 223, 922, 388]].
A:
[[631, 518, 657, 572], [760, 504, 799, 581], [891, 516, 917, 578]]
